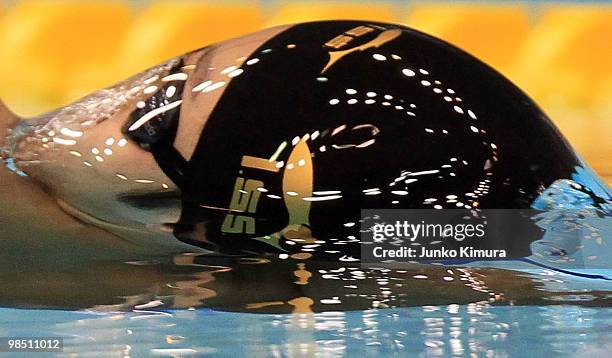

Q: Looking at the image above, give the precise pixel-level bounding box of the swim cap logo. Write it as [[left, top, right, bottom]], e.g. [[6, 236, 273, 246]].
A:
[[221, 137, 314, 251], [321, 25, 402, 73]]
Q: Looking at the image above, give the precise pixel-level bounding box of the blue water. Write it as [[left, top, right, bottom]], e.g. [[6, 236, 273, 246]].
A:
[[2, 303, 612, 357]]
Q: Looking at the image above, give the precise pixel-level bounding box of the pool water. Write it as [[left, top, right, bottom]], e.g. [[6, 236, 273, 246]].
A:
[[2, 300, 612, 357], [1, 254, 611, 357]]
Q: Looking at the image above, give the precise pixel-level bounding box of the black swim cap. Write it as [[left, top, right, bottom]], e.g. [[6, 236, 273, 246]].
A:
[[123, 21, 597, 257]]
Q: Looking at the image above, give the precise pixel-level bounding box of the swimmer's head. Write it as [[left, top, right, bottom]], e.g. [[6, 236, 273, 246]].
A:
[[0, 24, 291, 250], [2, 21, 608, 257]]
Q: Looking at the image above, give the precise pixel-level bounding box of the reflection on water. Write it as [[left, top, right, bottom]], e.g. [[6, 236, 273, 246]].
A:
[[1, 255, 611, 313], [2, 303, 611, 357]]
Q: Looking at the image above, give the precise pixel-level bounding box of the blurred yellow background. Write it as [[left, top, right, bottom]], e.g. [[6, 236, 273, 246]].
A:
[[0, 0, 609, 182]]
